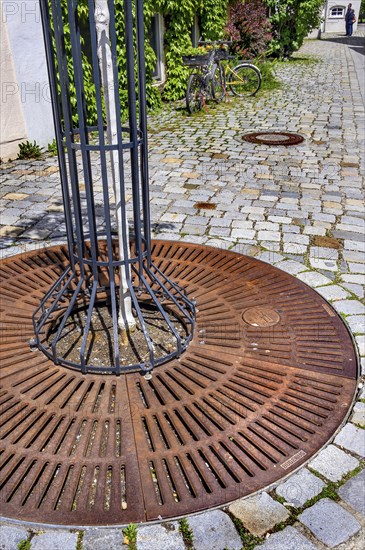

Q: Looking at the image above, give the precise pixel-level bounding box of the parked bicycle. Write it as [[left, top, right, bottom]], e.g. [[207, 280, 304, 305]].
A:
[[182, 49, 219, 114], [182, 41, 262, 114]]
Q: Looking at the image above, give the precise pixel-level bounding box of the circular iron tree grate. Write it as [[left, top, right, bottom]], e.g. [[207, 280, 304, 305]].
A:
[[242, 132, 304, 146], [0, 242, 358, 526]]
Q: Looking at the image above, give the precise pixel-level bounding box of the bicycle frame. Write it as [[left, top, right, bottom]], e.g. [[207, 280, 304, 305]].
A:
[[223, 62, 261, 88], [186, 53, 218, 109], [196, 41, 262, 98]]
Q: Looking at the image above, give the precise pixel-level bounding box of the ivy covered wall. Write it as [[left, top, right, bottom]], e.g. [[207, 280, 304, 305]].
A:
[[55, 0, 228, 126], [152, 0, 228, 101], [122, 0, 229, 105]]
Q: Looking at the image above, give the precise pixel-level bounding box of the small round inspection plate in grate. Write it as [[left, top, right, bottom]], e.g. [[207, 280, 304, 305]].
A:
[[242, 131, 304, 146], [242, 306, 281, 327]]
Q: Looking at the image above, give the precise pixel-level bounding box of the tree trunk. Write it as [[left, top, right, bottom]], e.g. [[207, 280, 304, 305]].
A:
[[94, 0, 136, 332]]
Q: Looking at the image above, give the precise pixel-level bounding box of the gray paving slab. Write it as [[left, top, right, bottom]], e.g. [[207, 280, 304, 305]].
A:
[[351, 401, 365, 426], [333, 300, 365, 316], [335, 423, 365, 457], [274, 260, 307, 275], [255, 525, 319, 550], [296, 271, 334, 287], [0, 525, 29, 550], [338, 469, 365, 516], [137, 522, 185, 550], [315, 284, 350, 301], [256, 251, 284, 264], [309, 258, 338, 271], [82, 528, 127, 550], [31, 531, 78, 550], [276, 468, 325, 507], [309, 444, 359, 481], [299, 498, 361, 548], [342, 283, 364, 299], [228, 492, 289, 536], [344, 315, 365, 334], [188, 510, 242, 550], [355, 334, 365, 355]]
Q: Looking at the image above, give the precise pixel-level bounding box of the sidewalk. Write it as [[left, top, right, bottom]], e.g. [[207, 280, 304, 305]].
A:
[[0, 33, 364, 550]]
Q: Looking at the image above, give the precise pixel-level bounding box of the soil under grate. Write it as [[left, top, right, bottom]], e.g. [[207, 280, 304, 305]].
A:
[[0, 241, 358, 526], [49, 301, 187, 370]]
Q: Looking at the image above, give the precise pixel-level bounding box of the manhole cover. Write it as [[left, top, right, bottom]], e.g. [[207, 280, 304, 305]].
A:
[[0, 242, 357, 526], [242, 132, 304, 146]]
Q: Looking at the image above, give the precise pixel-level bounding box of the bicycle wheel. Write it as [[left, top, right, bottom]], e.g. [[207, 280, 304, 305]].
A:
[[228, 64, 261, 97], [211, 64, 225, 102], [186, 73, 204, 114]]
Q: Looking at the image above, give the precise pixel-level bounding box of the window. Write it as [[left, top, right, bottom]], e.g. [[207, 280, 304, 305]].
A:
[[329, 6, 345, 17], [149, 14, 165, 82], [191, 15, 200, 48]]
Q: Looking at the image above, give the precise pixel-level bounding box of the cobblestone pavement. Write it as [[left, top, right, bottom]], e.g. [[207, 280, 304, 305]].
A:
[[0, 32, 364, 550]]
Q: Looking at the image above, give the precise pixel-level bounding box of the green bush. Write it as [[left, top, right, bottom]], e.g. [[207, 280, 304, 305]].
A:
[[265, 0, 323, 58], [47, 139, 58, 155]]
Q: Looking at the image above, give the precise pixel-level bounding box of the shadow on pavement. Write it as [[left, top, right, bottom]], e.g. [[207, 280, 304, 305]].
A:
[[321, 35, 365, 57]]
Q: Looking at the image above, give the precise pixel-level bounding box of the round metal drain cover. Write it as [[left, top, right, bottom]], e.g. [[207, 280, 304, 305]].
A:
[[242, 132, 304, 146], [0, 242, 357, 526], [242, 307, 281, 327]]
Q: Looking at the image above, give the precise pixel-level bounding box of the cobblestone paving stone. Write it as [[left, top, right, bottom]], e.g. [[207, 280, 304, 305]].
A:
[[188, 510, 242, 550], [30, 531, 79, 550], [275, 468, 326, 508], [136, 523, 185, 550], [82, 528, 127, 550], [0, 524, 29, 550], [0, 30, 364, 550], [228, 492, 290, 536], [256, 525, 319, 550], [337, 469, 365, 516], [308, 444, 360, 481], [299, 498, 361, 547]]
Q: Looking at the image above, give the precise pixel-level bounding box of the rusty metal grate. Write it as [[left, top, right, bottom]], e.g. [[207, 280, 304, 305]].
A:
[[242, 132, 304, 146], [0, 242, 357, 526]]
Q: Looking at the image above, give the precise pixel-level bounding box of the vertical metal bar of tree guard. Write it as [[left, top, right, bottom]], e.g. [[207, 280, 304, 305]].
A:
[[52, 0, 86, 264], [135, 0, 152, 262], [39, 1, 74, 267], [34, 0, 195, 374], [67, 0, 99, 272]]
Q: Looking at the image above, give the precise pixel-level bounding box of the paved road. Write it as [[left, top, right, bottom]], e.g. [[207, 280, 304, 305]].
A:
[[322, 24, 365, 104], [348, 25, 365, 103], [0, 32, 364, 550]]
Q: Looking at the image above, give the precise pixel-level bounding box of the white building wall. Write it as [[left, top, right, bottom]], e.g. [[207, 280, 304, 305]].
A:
[[1, 0, 54, 159], [0, 17, 28, 159]]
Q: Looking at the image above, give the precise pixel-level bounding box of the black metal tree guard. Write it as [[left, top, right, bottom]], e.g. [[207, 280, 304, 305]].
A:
[[32, 0, 195, 375]]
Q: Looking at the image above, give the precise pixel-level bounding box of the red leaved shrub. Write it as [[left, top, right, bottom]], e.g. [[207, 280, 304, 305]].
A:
[[225, 0, 272, 59]]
